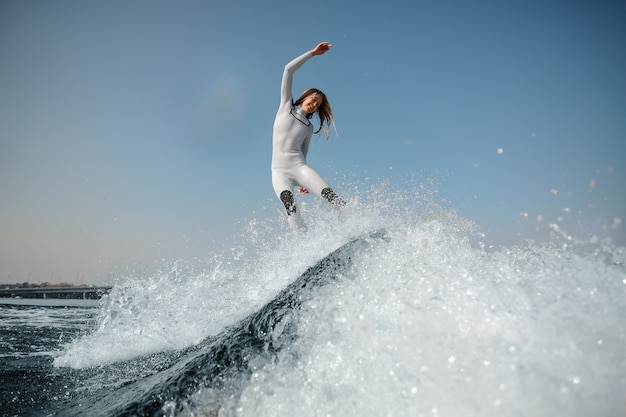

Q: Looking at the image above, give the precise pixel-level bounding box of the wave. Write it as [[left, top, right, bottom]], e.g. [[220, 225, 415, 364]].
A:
[[56, 230, 388, 416], [52, 181, 626, 417]]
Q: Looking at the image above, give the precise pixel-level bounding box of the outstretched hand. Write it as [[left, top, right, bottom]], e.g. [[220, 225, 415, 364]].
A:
[[311, 42, 332, 56]]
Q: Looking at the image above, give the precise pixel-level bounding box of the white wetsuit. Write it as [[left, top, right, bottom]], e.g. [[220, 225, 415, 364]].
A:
[[271, 50, 342, 229]]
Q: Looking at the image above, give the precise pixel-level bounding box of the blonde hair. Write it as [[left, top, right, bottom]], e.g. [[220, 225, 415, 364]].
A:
[[294, 88, 338, 139]]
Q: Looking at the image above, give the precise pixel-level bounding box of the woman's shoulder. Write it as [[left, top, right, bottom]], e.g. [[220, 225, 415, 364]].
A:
[[277, 99, 295, 112]]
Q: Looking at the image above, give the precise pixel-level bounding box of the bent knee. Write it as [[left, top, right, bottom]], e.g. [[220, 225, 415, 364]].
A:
[[280, 190, 297, 215], [321, 187, 346, 209]]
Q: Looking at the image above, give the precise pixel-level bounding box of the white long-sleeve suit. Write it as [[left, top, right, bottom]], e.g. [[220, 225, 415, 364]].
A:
[[271, 51, 340, 229]]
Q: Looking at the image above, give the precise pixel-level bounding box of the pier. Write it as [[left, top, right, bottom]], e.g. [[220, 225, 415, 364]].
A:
[[0, 286, 112, 301]]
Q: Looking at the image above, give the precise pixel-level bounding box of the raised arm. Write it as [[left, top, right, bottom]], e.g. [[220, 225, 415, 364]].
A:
[[279, 42, 333, 106], [280, 51, 312, 106]]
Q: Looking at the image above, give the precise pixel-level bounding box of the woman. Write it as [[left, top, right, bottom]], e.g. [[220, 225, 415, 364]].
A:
[[271, 41, 345, 231]]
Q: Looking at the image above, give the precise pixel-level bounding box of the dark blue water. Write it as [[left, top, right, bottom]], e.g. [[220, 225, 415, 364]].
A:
[[0, 304, 98, 417]]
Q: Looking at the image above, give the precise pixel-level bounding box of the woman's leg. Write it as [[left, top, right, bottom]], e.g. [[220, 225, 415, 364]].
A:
[[272, 170, 307, 230], [295, 165, 346, 209], [321, 187, 346, 209]]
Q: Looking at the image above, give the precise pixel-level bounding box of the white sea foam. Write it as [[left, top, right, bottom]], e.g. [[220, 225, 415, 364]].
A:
[[54, 180, 626, 416], [54, 191, 374, 368], [232, 215, 626, 417]]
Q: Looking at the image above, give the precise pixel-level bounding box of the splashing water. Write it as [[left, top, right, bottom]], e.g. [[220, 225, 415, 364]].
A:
[[54, 179, 626, 417]]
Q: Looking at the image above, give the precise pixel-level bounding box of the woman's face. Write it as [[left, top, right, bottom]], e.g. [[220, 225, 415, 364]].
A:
[[301, 93, 323, 114]]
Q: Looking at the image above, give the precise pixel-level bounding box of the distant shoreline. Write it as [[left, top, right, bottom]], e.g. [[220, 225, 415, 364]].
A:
[[0, 298, 102, 307], [0, 286, 112, 306], [1, 282, 106, 289]]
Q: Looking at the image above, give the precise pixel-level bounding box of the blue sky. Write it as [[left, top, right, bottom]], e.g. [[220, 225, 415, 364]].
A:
[[1, 0, 624, 284]]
